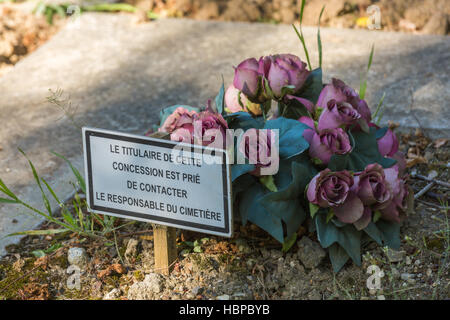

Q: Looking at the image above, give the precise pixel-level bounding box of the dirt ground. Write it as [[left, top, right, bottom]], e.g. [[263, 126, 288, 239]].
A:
[[0, 3, 64, 77], [0, 130, 448, 300], [129, 0, 450, 34]]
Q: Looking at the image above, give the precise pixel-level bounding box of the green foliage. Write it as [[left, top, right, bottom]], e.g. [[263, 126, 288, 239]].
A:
[[214, 79, 225, 115], [359, 44, 375, 100], [0, 150, 132, 242], [315, 213, 362, 272], [293, 0, 312, 70], [317, 6, 325, 69]]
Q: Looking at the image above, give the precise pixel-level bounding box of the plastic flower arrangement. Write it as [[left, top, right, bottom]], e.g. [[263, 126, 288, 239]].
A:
[[152, 3, 413, 272]]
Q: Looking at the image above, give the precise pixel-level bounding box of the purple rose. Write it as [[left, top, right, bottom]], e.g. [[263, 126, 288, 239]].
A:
[[307, 169, 364, 223], [193, 108, 229, 148], [260, 54, 310, 99], [224, 84, 262, 115], [308, 128, 352, 165], [233, 58, 262, 102], [238, 129, 276, 176], [233, 54, 310, 103], [353, 163, 392, 208], [317, 99, 362, 131], [298, 116, 315, 142], [159, 107, 197, 143], [379, 167, 410, 223], [317, 78, 371, 123], [377, 128, 399, 157]]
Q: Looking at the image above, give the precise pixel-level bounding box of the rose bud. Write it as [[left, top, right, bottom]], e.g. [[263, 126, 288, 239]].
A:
[[307, 169, 364, 223], [353, 163, 392, 208], [238, 129, 277, 176], [260, 54, 310, 99], [224, 84, 262, 115], [317, 78, 371, 123], [159, 107, 198, 143], [233, 58, 262, 103], [377, 128, 399, 157], [379, 167, 409, 223], [193, 107, 229, 149], [317, 99, 362, 131], [309, 128, 352, 165]]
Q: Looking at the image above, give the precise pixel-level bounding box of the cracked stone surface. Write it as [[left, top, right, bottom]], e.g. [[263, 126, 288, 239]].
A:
[[0, 14, 448, 255]]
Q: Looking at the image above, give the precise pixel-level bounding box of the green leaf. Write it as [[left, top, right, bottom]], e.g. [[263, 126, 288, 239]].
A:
[[32, 250, 46, 258], [363, 222, 383, 245], [328, 243, 350, 272], [52, 151, 86, 194], [282, 97, 312, 119], [328, 127, 396, 172], [309, 202, 320, 218], [359, 44, 374, 100], [8, 229, 68, 237], [0, 177, 16, 199], [215, 79, 225, 115], [292, 23, 312, 71], [377, 220, 401, 250], [264, 117, 310, 159], [239, 183, 285, 242], [19, 148, 52, 216], [296, 68, 323, 104], [317, 5, 325, 69], [372, 92, 386, 123], [0, 197, 18, 204], [373, 210, 382, 223], [326, 210, 334, 223], [259, 175, 278, 192], [315, 213, 361, 267], [299, 0, 306, 25], [282, 233, 298, 253], [193, 246, 202, 253]]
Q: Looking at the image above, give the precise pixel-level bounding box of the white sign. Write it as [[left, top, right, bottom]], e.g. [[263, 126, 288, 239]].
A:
[[82, 127, 232, 237]]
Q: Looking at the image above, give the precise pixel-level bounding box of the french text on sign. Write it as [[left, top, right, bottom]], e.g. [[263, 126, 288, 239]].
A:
[[82, 127, 232, 237]]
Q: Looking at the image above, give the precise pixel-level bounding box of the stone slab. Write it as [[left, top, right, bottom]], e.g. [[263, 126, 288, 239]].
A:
[[0, 14, 449, 256]]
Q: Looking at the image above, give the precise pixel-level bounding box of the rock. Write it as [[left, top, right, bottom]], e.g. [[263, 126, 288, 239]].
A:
[[191, 286, 203, 295], [194, 1, 219, 20], [385, 249, 406, 263], [406, 256, 412, 265], [401, 273, 414, 281], [422, 13, 449, 35], [124, 238, 139, 263], [103, 288, 121, 300], [217, 294, 230, 300], [222, 0, 261, 22], [297, 237, 326, 269], [391, 267, 401, 279], [235, 238, 251, 254], [67, 247, 88, 268], [127, 273, 164, 300]]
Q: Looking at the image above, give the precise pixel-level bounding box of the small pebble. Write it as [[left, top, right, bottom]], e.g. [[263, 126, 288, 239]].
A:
[[67, 247, 88, 268], [217, 294, 230, 300], [405, 256, 412, 265], [377, 295, 386, 300]]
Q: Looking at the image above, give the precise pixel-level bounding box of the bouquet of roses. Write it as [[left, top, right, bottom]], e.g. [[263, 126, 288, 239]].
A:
[[152, 6, 413, 272]]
